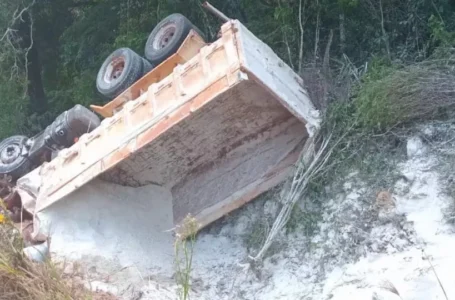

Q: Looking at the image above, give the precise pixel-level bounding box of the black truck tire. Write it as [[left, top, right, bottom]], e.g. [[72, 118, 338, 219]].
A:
[[142, 57, 154, 75], [96, 48, 143, 99], [144, 13, 204, 65], [0, 135, 32, 181]]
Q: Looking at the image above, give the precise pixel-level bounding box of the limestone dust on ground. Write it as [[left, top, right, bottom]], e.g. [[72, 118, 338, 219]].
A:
[[44, 123, 455, 299]]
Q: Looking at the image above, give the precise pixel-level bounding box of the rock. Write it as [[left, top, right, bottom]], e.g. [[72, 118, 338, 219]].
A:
[[263, 200, 279, 218], [401, 170, 415, 182], [421, 126, 435, 139], [406, 136, 426, 158], [394, 179, 410, 196], [375, 191, 395, 211], [232, 215, 251, 236]]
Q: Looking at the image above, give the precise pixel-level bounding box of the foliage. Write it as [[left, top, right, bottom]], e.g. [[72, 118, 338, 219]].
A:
[[0, 0, 453, 140], [429, 15, 455, 47], [353, 54, 455, 131]]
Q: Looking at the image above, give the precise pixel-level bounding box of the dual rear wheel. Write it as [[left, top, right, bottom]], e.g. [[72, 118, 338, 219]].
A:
[[0, 15, 202, 181], [96, 13, 204, 100], [0, 135, 31, 181]]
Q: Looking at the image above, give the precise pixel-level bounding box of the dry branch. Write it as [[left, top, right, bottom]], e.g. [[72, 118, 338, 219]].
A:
[[313, 0, 320, 62], [283, 30, 295, 70], [0, 0, 36, 83], [249, 130, 341, 261], [298, 0, 308, 73], [339, 13, 346, 55]]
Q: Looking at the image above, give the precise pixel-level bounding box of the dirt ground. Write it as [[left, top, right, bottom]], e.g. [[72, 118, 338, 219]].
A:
[[25, 122, 455, 299]]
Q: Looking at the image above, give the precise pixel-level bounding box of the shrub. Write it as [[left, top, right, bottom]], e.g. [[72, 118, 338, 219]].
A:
[[353, 53, 455, 131]]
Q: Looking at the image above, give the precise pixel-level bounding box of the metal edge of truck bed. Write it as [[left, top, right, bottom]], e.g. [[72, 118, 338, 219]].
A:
[[231, 21, 320, 136]]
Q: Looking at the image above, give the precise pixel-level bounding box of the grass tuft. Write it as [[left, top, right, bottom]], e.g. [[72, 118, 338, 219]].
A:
[[353, 53, 455, 132], [174, 215, 200, 300], [0, 211, 114, 300]]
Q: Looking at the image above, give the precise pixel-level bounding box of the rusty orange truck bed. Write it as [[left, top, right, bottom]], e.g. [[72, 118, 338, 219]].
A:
[[17, 20, 320, 234]]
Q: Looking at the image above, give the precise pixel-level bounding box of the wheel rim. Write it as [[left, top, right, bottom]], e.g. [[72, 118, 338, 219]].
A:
[[0, 144, 21, 165], [104, 56, 126, 84], [153, 23, 177, 50]]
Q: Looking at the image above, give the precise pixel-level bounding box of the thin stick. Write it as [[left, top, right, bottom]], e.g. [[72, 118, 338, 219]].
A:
[[283, 30, 295, 70], [202, 2, 230, 23], [298, 0, 308, 73], [313, 0, 320, 62], [422, 250, 449, 300]]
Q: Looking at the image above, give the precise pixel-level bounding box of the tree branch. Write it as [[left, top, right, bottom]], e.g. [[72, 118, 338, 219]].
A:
[[379, 0, 391, 61], [0, 0, 36, 84], [313, 0, 320, 63], [339, 12, 346, 55], [298, 0, 308, 73], [283, 29, 295, 70], [1, 0, 36, 43], [23, 12, 34, 97]]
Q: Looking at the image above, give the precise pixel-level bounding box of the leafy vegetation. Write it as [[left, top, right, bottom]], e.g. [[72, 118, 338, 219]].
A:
[[0, 0, 454, 139]]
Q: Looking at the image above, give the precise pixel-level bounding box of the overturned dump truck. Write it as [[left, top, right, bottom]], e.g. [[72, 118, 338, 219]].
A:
[[16, 17, 320, 239]]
